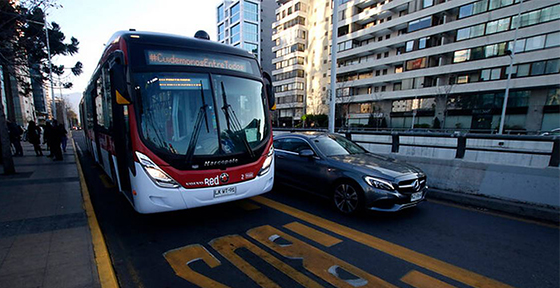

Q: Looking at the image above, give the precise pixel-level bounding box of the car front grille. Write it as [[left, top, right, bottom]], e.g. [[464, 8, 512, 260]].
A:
[[396, 176, 426, 194]]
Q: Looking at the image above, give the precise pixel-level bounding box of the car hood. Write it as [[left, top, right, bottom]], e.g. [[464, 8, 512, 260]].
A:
[[329, 153, 423, 181]]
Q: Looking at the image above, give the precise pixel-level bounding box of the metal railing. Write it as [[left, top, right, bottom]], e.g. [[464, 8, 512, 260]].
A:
[[272, 128, 560, 167]]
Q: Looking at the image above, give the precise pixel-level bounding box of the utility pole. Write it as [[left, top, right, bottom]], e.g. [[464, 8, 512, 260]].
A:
[[499, 0, 524, 134], [44, 13, 56, 120], [328, 0, 339, 133]]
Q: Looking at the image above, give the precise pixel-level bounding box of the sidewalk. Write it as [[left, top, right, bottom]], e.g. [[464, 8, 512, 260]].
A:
[[0, 139, 100, 287]]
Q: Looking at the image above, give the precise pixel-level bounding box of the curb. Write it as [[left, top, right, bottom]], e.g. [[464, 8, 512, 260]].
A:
[[72, 138, 120, 288], [427, 188, 559, 225]]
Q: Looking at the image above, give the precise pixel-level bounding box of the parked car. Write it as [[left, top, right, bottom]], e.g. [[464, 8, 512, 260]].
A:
[[273, 132, 428, 214]]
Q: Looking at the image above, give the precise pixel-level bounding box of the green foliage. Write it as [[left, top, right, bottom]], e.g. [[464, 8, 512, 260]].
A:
[[303, 114, 328, 127], [414, 123, 431, 129], [0, 1, 81, 96]]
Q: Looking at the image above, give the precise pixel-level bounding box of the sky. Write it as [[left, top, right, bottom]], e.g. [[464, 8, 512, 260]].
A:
[[46, 0, 222, 113]]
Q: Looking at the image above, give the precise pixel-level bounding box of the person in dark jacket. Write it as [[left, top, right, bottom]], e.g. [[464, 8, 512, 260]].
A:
[[59, 123, 68, 152], [27, 121, 43, 156], [44, 121, 53, 157], [50, 120, 63, 161], [7, 120, 23, 156]]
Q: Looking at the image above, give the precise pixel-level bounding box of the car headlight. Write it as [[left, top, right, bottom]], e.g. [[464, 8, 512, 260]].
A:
[[364, 176, 395, 191], [135, 151, 180, 188], [258, 146, 274, 176]]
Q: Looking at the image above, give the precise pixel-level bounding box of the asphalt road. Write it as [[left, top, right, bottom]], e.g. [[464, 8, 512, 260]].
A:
[[73, 132, 559, 288]]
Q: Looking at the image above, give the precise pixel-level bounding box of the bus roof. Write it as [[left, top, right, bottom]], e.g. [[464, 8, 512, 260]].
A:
[[105, 30, 256, 61], [84, 30, 260, 96]]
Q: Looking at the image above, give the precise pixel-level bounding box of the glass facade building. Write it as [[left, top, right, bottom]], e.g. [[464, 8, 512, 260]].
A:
[[216, 0, 276, 75]]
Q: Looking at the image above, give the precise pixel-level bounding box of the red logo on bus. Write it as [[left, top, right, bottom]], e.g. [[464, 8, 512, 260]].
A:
[[220, 173, 229, 183]]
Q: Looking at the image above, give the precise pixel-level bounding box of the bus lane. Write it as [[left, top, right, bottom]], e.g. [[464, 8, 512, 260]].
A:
[[74, 132, 558, 288], [161, 198, 514, 288]]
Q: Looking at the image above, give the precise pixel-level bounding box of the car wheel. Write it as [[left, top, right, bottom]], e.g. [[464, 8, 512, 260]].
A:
[[333, 182, 363, 214]]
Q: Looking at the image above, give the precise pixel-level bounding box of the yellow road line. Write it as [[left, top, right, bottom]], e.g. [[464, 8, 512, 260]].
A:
[[401, 270, 457, 288], [283, 222, 342, 247], [72, 139, 119, 288], [164, 244, 230, 288], [252, 196, 514, 288], [236, 200, 261, 211]]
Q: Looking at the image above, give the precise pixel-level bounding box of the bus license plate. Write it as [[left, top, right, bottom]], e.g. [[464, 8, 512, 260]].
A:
[[214, 187, 236, 198], [411, 192, 422, 202]]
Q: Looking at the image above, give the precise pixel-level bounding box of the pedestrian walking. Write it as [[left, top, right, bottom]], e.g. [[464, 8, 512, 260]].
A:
[[27, 121, 43, 156], [59, 123, 68, 152], [7, 120, 23, 156], [44, 122, 53, 157], [50, 120, 63, 161]]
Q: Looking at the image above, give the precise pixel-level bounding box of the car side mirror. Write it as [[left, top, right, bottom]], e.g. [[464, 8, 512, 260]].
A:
[[298, 149, 314, 157], [262, 71, 275, 111], [110, 62, 132, 105]]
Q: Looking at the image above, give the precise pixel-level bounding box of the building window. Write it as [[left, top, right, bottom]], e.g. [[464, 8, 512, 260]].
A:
[[217, 4, 224, 22], [545, 32, 560, 48], [218, 24, 225, 41], [244, 1, 258, 22], [405, 40, 414, 52], [406, 57, 427, 70], [545, 59, 560, 74], [516, 64, 530, 77], [243, 22, 258, 42], [531, 61, 546, 76], [230, 2, 240, 23], [231, 23, 240, 44], [525, 35, 546, 51], [453, 49, 470, 63], [408, 16, 432, 32], [243, 42, 258, 56], [422, 0, 434, 8]]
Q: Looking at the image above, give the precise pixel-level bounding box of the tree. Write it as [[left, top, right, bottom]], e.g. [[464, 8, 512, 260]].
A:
[[436, 82, 455, 130], [0, 0, 82, 174]]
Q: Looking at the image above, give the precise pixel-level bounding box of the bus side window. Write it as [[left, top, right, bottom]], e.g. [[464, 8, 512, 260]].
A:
[[102, 67, 113, 129], [95, 76, 104, 128]]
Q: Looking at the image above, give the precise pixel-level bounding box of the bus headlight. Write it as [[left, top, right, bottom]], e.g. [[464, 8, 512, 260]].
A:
[[135, 151, 180, 188], [258, 146, 274, 176]]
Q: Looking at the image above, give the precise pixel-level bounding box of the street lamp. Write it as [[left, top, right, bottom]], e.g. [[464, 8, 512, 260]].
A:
[[329, 0, 339, 133], [498, 0, 524, 134], [44, 13, 56, 121], [26, 15, 57, 120]]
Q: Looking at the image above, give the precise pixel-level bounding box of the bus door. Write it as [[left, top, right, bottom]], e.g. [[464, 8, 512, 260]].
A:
[[109, 60, 133, 198], [92, 88, 103, 165]]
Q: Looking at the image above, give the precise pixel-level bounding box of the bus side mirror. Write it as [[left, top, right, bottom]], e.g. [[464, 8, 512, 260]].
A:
[[263, 71, 275, 111], [110, 62, 132, 105]]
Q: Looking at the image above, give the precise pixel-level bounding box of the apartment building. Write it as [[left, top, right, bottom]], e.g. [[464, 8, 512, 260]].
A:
[[272, 0, 332, 126], [335, 0, 560, 132], [217, 0, 277, 74]]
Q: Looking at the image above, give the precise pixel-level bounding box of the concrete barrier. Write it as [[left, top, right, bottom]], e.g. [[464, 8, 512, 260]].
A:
[[389, 154, 560, 209]]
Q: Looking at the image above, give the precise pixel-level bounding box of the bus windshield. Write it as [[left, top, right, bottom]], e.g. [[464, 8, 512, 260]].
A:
[[134, 72, 268, 160]]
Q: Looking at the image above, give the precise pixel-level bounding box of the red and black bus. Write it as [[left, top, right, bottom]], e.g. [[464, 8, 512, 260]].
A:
[[79, 31, 275, 213]]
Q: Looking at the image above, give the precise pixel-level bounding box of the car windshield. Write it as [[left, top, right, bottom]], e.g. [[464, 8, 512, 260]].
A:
[[313, 135, 366, 156], [134, 72, 268, 158]]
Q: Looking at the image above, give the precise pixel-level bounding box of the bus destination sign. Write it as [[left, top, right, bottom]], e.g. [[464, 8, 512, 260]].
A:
[[146, 50, 252, 73]]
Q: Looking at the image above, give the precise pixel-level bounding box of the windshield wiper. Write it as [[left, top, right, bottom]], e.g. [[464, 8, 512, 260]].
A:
[[220, 81, 255, 158], [185, 82, 210, 164]]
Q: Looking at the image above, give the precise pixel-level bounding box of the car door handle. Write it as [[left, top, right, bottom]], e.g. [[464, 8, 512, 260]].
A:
[[277, 155, 285, 159]]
